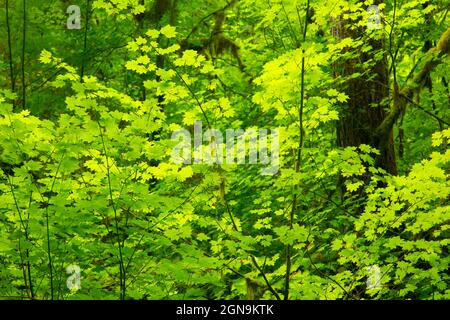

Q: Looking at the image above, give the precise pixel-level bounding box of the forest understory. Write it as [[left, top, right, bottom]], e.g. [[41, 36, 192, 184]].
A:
[[0, 0, 449, 300]]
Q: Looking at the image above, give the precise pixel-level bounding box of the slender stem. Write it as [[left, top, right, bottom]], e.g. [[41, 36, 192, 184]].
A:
[[284, 0, 309, 301], [280, 1, 299, 47], [389, 0, 398, 86], [80, 0, 90, 82], [17, 237, 29, 297], [172, 66, 211, 129], [250, 256, 282, 300], [399, 93, 449, 127], [25, 248, 33, 298], [98, 122, 126, 300], [45, 208, 53, 299], [21, 0, 26, 110], [45, 153, 65, 300], [7, 176, 34, 298], [6, 0, 15, 103]]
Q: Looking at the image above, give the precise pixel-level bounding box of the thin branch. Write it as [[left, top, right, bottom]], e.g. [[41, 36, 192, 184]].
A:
[[5, 0, 15, 105], [44, 152, 66, 300], [80, 0, 91, 82], [7, 175, 34, 299], [21, 0, 26, 110], [285, 0, 309, 301], [98, 122, 126, 300], [400, 93, 450, 127]]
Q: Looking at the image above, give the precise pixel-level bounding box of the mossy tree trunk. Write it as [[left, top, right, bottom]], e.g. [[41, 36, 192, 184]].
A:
[[333, 0, 398, 176]]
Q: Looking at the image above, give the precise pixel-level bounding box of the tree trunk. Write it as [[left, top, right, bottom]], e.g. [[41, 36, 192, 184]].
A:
[[333, 1, 397, 175]]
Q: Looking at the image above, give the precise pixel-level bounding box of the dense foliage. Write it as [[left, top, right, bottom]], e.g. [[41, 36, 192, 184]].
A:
[[0, 0, 449, 300]]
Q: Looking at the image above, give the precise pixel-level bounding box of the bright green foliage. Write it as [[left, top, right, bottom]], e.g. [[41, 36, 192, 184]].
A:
[[0, 0, 449, 300]]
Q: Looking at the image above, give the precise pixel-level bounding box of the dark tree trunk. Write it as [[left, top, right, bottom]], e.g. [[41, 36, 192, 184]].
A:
[[332, 2, 397, 176]]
